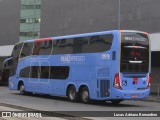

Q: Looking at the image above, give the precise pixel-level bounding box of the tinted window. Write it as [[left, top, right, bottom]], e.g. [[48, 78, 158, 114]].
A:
[[121, 32, 149, 61], [52, 34, 113, 54], [121, 32, 149, 73], [10, 43, 23, 76], [20, 66, 69, 80], [10, 61, 17, 76], [52, 39, 73, 54], [50, 66, 69, 80], [12, 43, 23, 58], [19, 67, 30, 78], [40, 66, 50, 79], [20, 42, 33, 58], [33, 40, 52, 55], [80, 34, 113, 53], [30, 66, 40, 78]]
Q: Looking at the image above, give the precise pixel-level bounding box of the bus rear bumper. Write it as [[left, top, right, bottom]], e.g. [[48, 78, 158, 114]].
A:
[[111, 89, 150, 100], [91, 89, 150, 101]]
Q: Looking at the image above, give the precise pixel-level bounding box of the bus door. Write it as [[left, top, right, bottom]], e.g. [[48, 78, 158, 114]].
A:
[[39, 61, 51, 94], [118, 32, 150, 92], [29, 61, 41, 92]]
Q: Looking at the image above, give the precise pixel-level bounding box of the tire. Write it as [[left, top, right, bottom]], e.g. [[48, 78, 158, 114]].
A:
[[67, 86, 77, 102], [111, 100, 122, 105], [80, 87, 90, 104], [19, 83, 25, 95]]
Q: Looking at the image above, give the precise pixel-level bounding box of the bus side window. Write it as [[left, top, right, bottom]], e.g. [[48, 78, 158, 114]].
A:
[[73, 38, 83, 53], [20, 42, 33, 58], [19, 67, 30, 78], [81, 34, 113, 53], [40, 66, 50, 79], [30, 66, 40, 78], [50, 66, 70, 80], [33, 40, 52, 55], [32, 42, 41, 55], [12, 43, 23, 59], [52, 39, 73, 54], [39, 40, 52, 55]]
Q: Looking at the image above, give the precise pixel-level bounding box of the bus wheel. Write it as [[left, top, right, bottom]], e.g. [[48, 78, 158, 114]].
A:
[[67, 86, 77, 102], [19, 83, 25, 95], [80, 87, 90, 104], [111, 100, 122, 105]]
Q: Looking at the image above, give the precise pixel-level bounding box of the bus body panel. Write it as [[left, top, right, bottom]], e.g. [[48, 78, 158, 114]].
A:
[[8, 30, 151, 101]]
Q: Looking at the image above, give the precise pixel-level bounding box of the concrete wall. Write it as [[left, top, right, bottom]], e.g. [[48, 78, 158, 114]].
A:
[[40, 0, 160, 38], [0, 0, 20, 45], [40, 0, 119, 37]]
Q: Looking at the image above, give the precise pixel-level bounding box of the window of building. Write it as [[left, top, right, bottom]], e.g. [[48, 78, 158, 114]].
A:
[[20, 18, 41, 24], [21, 5, 41, 9], [35, 18, 41, 23], [20, 32, 40, 37]]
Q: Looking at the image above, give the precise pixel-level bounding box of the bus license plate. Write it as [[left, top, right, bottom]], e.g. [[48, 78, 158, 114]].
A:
[[132, 94, 138, 98]]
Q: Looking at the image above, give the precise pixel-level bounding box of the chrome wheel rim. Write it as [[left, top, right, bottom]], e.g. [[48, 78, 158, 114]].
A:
[[82, 90, 89, 102], [20, 85, 24, 94], [69, 89, 76, 100]]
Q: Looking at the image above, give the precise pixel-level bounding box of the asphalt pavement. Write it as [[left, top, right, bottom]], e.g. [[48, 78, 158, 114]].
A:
[[0, 86, 160, 120]]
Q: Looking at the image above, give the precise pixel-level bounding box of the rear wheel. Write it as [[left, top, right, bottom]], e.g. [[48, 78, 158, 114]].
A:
[[80, 87, 90, 104], [67, 86, 77, 102]]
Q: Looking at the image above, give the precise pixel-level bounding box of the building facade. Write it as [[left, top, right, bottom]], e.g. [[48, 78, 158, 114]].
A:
[[0, 0, 159, 86], [40, 0, 160, 37], [0, 0, 160, 43], [20, 0, 41, 41], [0, 0, 20, 45]]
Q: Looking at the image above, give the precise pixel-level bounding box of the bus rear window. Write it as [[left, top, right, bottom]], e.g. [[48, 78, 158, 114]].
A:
[[121, 32, 149, 73]]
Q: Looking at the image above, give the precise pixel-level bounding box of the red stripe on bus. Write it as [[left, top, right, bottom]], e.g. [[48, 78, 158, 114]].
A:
[[36, 38, 52, 43]]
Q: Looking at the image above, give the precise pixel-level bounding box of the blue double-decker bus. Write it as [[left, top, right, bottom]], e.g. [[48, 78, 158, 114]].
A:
[[4, 30, 151, 104]]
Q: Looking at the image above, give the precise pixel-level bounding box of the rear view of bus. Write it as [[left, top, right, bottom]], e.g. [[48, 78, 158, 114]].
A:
[[113, 30, 151, 101]]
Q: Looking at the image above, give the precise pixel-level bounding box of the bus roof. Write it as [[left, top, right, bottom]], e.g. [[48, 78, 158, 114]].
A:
[[21, 30, 148, 43]]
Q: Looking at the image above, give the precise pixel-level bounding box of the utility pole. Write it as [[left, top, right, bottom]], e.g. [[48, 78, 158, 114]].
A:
[[118, 0, 121, 30]]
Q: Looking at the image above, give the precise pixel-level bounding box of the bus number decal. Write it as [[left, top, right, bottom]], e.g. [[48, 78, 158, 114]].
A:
[[102, 54, 110, 60]]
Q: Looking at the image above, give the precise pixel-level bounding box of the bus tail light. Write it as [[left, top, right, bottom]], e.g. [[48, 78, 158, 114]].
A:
[[114, 73, 122, 90], [146, 73, 152, 89]]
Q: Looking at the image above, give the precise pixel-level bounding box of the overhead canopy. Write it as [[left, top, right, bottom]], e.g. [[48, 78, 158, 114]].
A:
[[149, 33, 160, 52], [0, 45, 14, 57]]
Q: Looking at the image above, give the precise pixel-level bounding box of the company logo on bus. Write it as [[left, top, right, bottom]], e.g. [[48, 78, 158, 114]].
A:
[[124, 37, 146, 41], [61, 56, 85, 62]]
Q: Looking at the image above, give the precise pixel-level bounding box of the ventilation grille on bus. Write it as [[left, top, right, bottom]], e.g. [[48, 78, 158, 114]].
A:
[[100, 80, 110, 97], [97, 67, 110, 78], [121, 62, 148, 73]]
